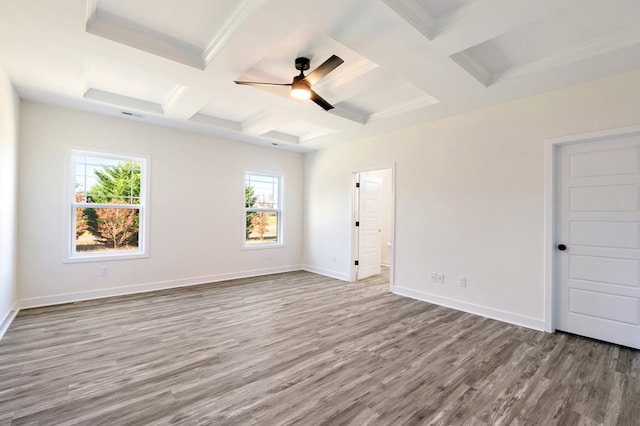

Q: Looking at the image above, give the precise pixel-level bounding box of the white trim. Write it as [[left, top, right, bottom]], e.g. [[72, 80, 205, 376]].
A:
[[302, 265, 350, 281], [394, 286, 546, 331], [543, 125, 640, 333], [242, 243, 286, 251], [65, 147, 150, 263], [202, 0, 267, 66], [351, 172, 360, 282], [382, 0, 436, 40], [0, 302, 19, 341], [543, 138, 555, 333], [18, 265, 303, 310], [244, 170, 284, 249]]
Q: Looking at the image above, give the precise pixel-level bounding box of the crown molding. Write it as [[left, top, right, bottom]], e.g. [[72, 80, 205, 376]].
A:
[[382, 0, 436, 40], [261, 131, 300, 145], [369, 94, 439, 122], [299, 128, 337, 143], [202, 0, 267, 66], [162, 85, 188, 110], [450, 51, 492, 87], [189, 113, 242, 132], [435, 0, 507, 35], [330, 104, 369, 125]]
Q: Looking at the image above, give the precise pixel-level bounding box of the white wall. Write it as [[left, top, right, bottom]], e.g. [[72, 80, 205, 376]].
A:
[[304, 70, 640, 329], [0, 66, 19, 336], [18, 102, 304, 305]]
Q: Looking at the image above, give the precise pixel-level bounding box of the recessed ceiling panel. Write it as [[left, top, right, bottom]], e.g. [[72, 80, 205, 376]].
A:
[[87, 62, 176, 107], [451, 0, 640, 85], [383, 0, 491, 40], [262, 120, 337, 145], [234, 24, 378, 109], [339, 78, 439, 121], [275, 120, 336, 141], [418, 0, 476, 19], [197, 99, 264, 123]]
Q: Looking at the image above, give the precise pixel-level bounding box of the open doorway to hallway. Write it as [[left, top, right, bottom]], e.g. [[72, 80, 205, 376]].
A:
[[351, 167, 394, 291]]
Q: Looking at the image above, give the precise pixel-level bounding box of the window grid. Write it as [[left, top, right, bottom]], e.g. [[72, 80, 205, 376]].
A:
[[245, 172, 282, 247], [69, 150, 147, 260]]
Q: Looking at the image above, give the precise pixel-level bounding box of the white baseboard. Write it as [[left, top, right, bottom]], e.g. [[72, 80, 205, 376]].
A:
[[393, 286, 546, 332], [19, 265, 303, 310], [301, 265, 350, 281], [0, 301, 19, 340]]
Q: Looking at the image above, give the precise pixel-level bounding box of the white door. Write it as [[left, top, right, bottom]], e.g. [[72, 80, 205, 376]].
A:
[[357, 175, 382, 280], [556, 134, 640, 349]]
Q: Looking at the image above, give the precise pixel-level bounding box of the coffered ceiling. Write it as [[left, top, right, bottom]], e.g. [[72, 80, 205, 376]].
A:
[[1, 0, 638, 152]]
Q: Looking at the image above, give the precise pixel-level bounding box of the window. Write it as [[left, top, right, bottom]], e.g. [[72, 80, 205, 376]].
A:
[[69, 150, 148, 260], [245, 172, 282, 247]]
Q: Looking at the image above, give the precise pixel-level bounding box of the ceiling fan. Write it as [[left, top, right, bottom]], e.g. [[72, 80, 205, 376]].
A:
[[234, 55, 344, 111]]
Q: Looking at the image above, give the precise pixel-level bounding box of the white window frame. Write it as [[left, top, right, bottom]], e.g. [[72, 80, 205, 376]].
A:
[[244, 171, 283, 249], [65, 148, 149, 262]]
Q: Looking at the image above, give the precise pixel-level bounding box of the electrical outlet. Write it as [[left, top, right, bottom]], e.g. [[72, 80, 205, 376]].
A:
[[430, 272, 437, 283], [99, 266, 109, 277], [437, 273, 444, 284], [332, 254, 337, 263], [459, 276, 467, 287]]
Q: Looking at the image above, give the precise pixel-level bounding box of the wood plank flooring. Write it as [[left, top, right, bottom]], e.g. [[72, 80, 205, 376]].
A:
[[0, 269, 638, 425]]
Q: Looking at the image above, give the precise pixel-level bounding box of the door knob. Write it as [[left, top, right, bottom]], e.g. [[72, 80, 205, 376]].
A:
[[557, 244, 567, 251]]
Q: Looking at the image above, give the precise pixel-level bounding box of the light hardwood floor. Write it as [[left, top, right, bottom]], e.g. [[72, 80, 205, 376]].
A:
[[0, 269, 638, 425]]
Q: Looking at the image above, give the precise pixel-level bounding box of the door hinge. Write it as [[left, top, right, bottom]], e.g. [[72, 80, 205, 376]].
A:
[[355, 260, 359, 266], [355, 182, 360, 188], [355, 221, 359, 227]]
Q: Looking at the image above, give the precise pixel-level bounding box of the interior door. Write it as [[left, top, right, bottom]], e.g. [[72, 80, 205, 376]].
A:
[[556, 134, 640, 349], [357, 174, 382, 280]]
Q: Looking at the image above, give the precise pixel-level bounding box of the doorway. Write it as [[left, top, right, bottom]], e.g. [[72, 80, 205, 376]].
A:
[[545, 125, 640, 349], [351, 166, 395, 291]]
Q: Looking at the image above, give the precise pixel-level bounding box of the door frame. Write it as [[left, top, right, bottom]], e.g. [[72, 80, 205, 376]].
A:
[[544, 125, 640, 333], [350, 163, 396, 292]]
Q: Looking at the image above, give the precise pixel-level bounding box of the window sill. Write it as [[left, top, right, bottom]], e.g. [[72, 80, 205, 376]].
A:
[[242, 243, 284, 251], [64, 252, 149, 264]]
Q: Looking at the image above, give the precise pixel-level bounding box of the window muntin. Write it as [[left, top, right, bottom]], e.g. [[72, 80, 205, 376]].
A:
[[70, 151, 147, 260], [245, 173, 282, 246]]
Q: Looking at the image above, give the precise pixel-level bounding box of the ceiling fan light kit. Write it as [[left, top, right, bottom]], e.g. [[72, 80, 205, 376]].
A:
[[234, 55, 344, 110], [290, 77, 311, 99]]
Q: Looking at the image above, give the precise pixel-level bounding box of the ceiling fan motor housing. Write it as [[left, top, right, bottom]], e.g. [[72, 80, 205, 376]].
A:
[[295, 57, 310, 72]]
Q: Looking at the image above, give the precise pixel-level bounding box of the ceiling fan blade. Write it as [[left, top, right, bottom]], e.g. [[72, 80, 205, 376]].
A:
[[304, 55, 344, 86], [309, 89, 334, 111], [234, 81, 291, 87]]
